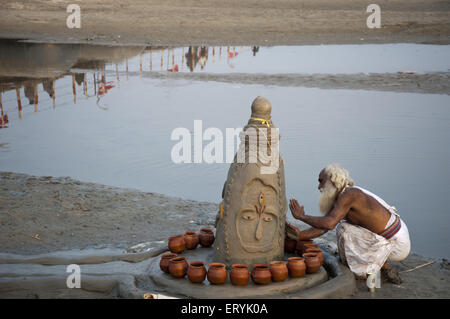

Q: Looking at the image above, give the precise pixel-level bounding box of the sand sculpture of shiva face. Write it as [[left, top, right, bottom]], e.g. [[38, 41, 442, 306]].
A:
[[213, 96, 287, 267]]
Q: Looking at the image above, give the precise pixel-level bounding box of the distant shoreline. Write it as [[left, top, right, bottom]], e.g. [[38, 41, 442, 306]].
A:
[[0, 0, 449, 47]]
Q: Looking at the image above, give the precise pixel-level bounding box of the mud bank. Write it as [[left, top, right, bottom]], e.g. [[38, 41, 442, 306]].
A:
[[138, 71, 450, 95], [0, 0, 449, 46], [0, 171, 217, 255], [0, 171, 449, 298]]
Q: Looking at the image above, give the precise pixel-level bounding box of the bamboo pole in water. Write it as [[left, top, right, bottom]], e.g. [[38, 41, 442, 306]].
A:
[[166, 49, 169, 70], [34, 83, 38, 113], [72, 74, 76, 104], [181, 47, 184, 70], [83, 74, 87, 96], [115, 64, 120, 88], [172, 48, 175, 68], [140, 54, 143, 72], [0, 92, 4, 124], [93, 73, 97, 96], [161, 49, 164, 71], [101, 72, 106, 94], [52, 80, 55, 107], [16, 87, 22, 120], [126, 58, 129, 81], [150, 48, 152, 71]]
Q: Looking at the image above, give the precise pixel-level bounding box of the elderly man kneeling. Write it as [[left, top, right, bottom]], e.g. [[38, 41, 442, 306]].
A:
[[287, 164, 411, 284]]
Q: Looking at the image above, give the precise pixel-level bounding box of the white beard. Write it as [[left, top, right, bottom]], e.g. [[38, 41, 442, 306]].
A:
[[318, 180, 339, 215]]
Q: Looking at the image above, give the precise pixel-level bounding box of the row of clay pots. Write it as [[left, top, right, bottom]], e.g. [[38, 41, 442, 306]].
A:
[[168, 228, 215, 253], [159, 254, 322, 285], [160, 255, 226, 284]]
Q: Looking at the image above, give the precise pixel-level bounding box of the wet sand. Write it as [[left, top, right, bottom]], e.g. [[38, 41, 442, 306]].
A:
[[0, 0, 449, 46], [141, 71, 450, 95], [0, 172, 449, 298]]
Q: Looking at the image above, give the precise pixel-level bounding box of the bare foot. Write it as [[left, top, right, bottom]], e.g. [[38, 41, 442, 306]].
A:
[[354, 274, 367, 281], [381, 267, 403, 284]]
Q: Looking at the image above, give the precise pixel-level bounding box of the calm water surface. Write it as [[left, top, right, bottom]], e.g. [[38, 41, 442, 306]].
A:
[[0, 41, 449, 258]]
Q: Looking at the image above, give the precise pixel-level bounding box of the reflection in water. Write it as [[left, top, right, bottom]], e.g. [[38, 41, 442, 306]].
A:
[[0, 41, 250, 126], [252, 46, 259, 56], [0, 93, 7, 128], [186, 46, 199, 72]]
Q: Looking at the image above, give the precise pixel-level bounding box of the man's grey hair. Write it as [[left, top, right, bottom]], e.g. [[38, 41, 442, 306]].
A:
[[324, 164, 354, 191]]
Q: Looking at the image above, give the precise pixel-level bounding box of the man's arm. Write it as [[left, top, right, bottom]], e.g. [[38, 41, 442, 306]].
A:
[[298, 227, 328, 240], [289, 193, 353, 230], [286, 222, 328, 240]]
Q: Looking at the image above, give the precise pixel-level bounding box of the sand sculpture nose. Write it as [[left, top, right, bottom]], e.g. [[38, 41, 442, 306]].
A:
[[255, 219, 264, 241]]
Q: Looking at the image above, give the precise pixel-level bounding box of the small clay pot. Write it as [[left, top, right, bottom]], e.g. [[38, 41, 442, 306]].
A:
[[296, 240, 313, 254], [230, 264, 250, 286], [169, 256, 188, 278], [287, 257, 306, 278], [184, 230, 199, 250], [251, 264, 272, 285], [302, 253, 321, 274], [284, 238, 297, 253], [168, 234, 185, 253], [300, 243, 320, 256], [269, 261, 288, 282], [303, 247, 324, 266], [199, 228, 215, 247], [159, 253, 177, 273], [303, 243, 320, 250], [207, 262, 227, 285], [187, 261, 207, 283]]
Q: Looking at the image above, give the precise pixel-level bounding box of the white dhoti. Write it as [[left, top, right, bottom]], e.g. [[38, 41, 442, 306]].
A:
[[335, 187, 411, 277]]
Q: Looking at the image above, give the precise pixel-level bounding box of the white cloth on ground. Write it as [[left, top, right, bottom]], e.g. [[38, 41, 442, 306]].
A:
[[336, 186, 411, 277]]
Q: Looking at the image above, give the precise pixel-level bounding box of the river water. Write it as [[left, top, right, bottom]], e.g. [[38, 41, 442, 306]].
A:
[[0, 41, 449, 258]]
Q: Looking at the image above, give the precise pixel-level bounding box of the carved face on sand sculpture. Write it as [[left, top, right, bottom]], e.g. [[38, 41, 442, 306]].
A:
[[213, 96, 287, 266], [237, 180, 279, 253]]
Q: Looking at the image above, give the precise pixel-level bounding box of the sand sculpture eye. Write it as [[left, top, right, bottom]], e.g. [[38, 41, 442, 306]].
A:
[[242, 212, 256, 221], [262, 216, 272, 222]]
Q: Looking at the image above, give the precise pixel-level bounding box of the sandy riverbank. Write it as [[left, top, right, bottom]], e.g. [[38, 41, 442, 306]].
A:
[[0, 0, 449, 46], [0, 171, 449, 298]]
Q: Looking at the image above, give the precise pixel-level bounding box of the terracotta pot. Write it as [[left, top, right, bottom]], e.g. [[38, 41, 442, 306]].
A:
[[159, 253, 177, 273], [300, 243, 319, 256], [251, 264, 272, 285], [230, 264, 250, 286], [287, 257, 306, 278], [302, 253, 321, 274], [284, 238, 297, 253], [303, 243, 319, 250], [187, 261, 207, 283], [296, 240, 313, 254], [269, 261, 288, 282], [168, 234, 185, 253], [207, 262, 227, 285], [168, 256, 188, 278], [184, 230, 199, 250], [303, 247, 324, 266], [199, 228, 215, 247]]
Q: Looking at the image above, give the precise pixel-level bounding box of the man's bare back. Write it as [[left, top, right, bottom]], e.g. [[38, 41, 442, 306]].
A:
[[335, 187, 391, 234]]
